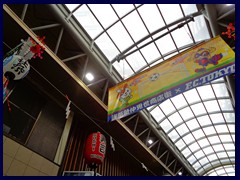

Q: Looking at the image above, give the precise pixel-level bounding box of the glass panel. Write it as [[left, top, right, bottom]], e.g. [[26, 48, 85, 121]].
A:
[[208, 153, 218, 161], [176, 123, 189, 136], [138, 4, 165, 33], [217, 151, 227, 158], [126, 51, 147, 72], [228, 124, 235, 133], [168, 112, 183, 127], [219, 135, 232, 142], [188, 15, 210, 42], [181, 4, 198, 16], [159, 99, 175, 116], [186, 119, 200, 131], [202, 146, 214, 154], [188, 154, 197, 163], [107, 22, 133, 52], [170, 93, 188, 110], [189, 142, 200, 152], [112, 4, 135, 18], [199, 157, 209, 166], [73, 5, 103, 39], [192, 129, 205, 139], [208, 135, 221, 144], [212, 83, 229, 97], [160, 120, 173, 133], [171, 25, 193, 48], [65, 4, 81, 11], [179, 107, 194, 120], [223, 143, 235, 150], [197, 85, 215, 100], [197, 115, 212, 126], [183, 88, 201, 104], [194, 150, 205, 159], [191, 102, 207, 116], [198, 138, 209, 147], [150, 106, 165, 123], [212, 144, 224, 152], [210, 113, 225, 124], [218, 99, 234, 111], [215, 124, 229, 133], [203, 126, 216, 136], [154, 31, 176, 55], [158, 4, 183, 24], [203, 100, 220, 113], [122, 11, 148, 42], [227, 151, 235, 157], [223, 113, 235, 123], [113, 60, 134, 79], [168, 129, 179, 141], [182, 147, 192, 157], [183, 133, 195, 144], [175, 139, 185, 150], [140, 43, 161, 63], [95, 33, 119, 61], [193, 161, 201, 170], [88, 4, 118, 29]]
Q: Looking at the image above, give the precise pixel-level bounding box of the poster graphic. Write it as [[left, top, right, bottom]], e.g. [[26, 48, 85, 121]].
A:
[[108, 36, 235, 122]]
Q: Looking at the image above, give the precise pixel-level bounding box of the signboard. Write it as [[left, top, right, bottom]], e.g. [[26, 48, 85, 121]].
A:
[[108, 36, 235, 122]]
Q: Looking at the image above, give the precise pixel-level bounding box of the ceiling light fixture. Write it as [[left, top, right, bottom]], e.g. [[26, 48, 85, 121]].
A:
[[148, 139, 153, 144], [85, 72, 94, 81]]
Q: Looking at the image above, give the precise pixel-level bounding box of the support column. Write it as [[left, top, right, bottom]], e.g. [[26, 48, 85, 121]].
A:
[[205, 4, 235, 107]]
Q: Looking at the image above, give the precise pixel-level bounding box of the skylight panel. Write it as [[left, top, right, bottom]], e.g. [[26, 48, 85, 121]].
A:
[[209, 113, 225, 123], [223, 143, 235, 151], [197, 115, 212, 126], [197, 85, 215, 100], [186, 119, 200, 131], [182, 133, 195, 144], [154, 33, 176, 55], [140, 43, 161, 63], [168, 129, 179, 141], [188, 15, 210, 41], [218, 99, 233, 111], [168, 112, 183, 127], [159, 99, 176, 116], [65, 4, 81, 11], [95, 33, 120, 61], [203, 126, 216, 136], [189, 142, 200, 152], [160, 120, 173, 132], [175, 138, 185, 150], [181, 4, 198, 16], [113, 60, 134, 79], [112, 4, 135, 18], [107, 22, 133, 52], [150, 106, 165, 123], [179, 107, 194, 120], [208, 135, 221, 144], [158, 4, 183, 25], [203, 100, 220, 113], [192, 129, 205, 139], [183, 88, 201, 104], [126, 51, 147, 72], [215, 124, 229, 133], [212, 83, 229, 98], [223, 113, 235, 123], [122, 11, 148, 42], [170, 94, 188, 110], [176, 123, 189, 136], [73, 4, 103, 39], [191, 102, 206, 116], [170, 25, 193, 48], [194, 150, 205, 159], [88, 4, 118, 29], [182, 147, 192, 157], [198, 138, 209, 147]]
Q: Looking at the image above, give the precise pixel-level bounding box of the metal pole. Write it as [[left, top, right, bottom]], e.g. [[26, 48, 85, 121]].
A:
[[205, 4, 235, 107]]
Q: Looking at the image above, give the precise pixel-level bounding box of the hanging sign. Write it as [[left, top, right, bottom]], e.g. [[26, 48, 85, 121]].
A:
[[108, 36, 235, 122]]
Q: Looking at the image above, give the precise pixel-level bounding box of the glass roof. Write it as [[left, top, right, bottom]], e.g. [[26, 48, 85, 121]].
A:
[[65, 4, 235, 176]]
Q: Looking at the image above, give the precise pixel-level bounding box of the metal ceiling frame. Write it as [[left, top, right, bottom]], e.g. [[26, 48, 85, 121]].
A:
[[4, 4, 234, 176]]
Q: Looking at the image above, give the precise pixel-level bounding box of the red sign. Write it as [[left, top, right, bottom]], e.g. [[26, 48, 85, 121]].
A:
[[84, 132, 106, 165]]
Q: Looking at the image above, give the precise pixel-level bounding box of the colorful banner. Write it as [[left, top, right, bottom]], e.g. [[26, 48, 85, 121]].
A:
[[108, 36, 235, 122]]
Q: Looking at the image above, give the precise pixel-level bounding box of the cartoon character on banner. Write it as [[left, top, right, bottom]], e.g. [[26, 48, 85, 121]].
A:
[[3, 36, 45, 103], [116, 84, 133, 108], [193, 47, 226, 73]]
